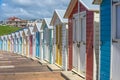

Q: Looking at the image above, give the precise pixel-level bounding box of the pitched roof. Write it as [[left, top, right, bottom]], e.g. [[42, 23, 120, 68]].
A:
[[7, 35, 11, 39], [41, 18, 53, 30], [50, 9, 68, 26], [64, 0, 99, 18], [19, 30, 23, 37], [23, 28, 28, 36], [11, 33, 15, 38], [15, 32, 19, 38], [33, 22, 42, 32], [44, 18, 53, 29], [92, 0, 102, 5], [80, 0, 99, 10], [27, 26, 34, 35]]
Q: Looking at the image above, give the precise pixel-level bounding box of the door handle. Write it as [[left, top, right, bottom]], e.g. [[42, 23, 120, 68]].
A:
[[112, 39, 118, 43]]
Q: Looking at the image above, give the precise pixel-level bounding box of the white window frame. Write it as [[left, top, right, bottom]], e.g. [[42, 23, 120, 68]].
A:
[[113, 2, 120, 42], [73, 11, 86, 43]]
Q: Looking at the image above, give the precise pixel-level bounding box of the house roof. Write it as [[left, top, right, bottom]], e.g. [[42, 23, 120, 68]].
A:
[[50, 9, 68, 26], [33, 22, 42, 32], [41, 18, 53, 30], [64, 0, 99, 18], [27, 26, 34, 35]]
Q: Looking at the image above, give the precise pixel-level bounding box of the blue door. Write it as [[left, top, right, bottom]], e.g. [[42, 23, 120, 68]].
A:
[[36, 32, 40, 58], [100, 0, 111, 80], [0, 40, 2, 50], [20, 37, 22, 54]]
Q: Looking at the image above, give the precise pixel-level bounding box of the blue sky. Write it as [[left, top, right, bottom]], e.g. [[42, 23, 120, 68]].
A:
[[0, 0, 70, 20]]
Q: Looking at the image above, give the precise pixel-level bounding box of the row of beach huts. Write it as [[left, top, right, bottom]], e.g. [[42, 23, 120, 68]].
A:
[[0, 0, 120, 80]]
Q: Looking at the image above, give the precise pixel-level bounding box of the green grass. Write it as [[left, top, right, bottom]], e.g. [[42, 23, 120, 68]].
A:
[[0, 25, 21, 36]]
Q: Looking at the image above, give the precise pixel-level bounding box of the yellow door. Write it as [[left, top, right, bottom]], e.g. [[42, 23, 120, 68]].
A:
[[59, 25, 62, 66], [56, 25, 62, 66], [56, 26, 59, 64], [8, 40, 10, 51], [26, 38, 28, 56]]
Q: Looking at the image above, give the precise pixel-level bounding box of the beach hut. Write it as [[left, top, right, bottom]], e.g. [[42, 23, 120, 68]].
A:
[[18, 30, 23, 54], [41, 18, 53, 63], [64, 0, 99, 79], [33, 23, 42, 58], [27, 26, 34, 57], [22, 28, 29, 56], [50, 9, 68, 69], [93, 0, 120, 80]]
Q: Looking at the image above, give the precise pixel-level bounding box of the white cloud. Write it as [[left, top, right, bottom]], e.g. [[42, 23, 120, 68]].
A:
[[1, 3, 7, 7], [0, 0, 70, 20]]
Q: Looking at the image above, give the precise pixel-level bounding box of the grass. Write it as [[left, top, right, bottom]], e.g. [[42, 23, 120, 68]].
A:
[[0, 25, 21, 36]]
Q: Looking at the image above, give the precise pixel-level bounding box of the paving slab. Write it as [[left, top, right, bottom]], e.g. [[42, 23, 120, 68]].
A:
[[0, 51, 65, 80]]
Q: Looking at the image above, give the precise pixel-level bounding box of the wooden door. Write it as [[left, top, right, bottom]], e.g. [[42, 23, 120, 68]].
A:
[[79, 16, 86, 75], [59, 25, 62, 66], [30, 35, 33, 57], [56, 26, 59, 64], [26, 37, 28, 56], [112, 4, 120, 80], [73, 12, 86, 75]]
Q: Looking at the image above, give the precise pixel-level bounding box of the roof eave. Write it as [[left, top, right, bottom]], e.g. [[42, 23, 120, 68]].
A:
[[64, 0, 77, 18], [92, 0, 102, 5]]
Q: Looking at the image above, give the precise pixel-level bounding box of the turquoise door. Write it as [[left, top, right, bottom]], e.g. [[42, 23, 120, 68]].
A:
[[36, 32, 40, 58], [20, 37, 22, 54], [49, 30, 53, 63], [100, 0, 111, 80], [0, 40, 2, 50]]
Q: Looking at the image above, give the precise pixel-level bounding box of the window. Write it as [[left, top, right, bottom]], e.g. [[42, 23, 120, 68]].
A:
[[116, 5, 120, 39]]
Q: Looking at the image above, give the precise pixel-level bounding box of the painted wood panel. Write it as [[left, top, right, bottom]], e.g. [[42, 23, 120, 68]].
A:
[[55, 25, 62, 66], [0, 39, 2, 50], [36, 32, 40, 58], [100, 0, 111, 80], [93, 12, 100, 80], [62, 24, 68, 71], [68, 1, 95, 79], [29, 35, 33, 57]]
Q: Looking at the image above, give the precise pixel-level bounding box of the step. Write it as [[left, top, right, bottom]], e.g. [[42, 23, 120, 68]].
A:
[[47, 64, 62, 71], [61, 71, 85, 80]]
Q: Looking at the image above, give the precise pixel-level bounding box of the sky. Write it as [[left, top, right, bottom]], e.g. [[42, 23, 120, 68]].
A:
[[0, 0, 70, 20]]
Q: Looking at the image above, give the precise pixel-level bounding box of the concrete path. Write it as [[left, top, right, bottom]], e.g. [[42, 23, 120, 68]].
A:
[[0, 51, 64, 80]]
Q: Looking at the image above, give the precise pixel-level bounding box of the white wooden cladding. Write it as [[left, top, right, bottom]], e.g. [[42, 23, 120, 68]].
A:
[[116, 5, 120, 39], [93, 12, 100, 80], [62, 24, 68, 46], [113, 0, 120, 2], [53, 26, 56, 44], [73, 11, 86, 43], [62, 23, 68, 70], [112, 44, 120, 80]]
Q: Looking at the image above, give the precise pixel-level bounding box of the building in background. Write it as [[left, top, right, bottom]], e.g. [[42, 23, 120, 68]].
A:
[[6, 16, 27, 27]]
